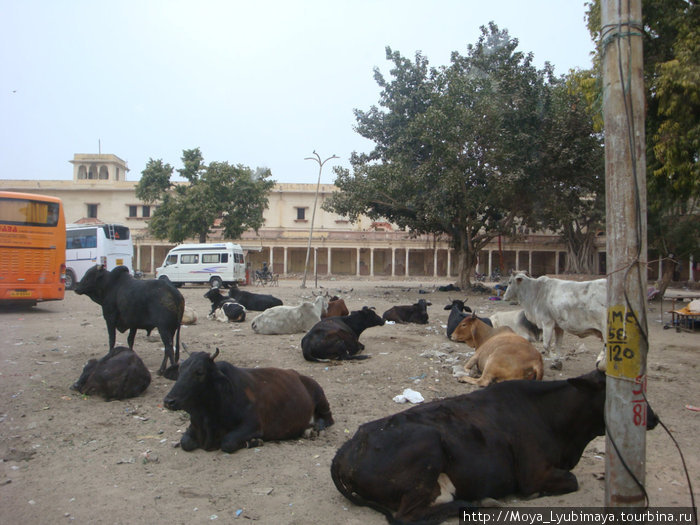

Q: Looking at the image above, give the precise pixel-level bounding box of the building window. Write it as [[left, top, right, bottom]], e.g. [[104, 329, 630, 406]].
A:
[[87, 204, 98, 218], [142, 205, 151, 218], [129, 205, 138, 217], [296, 207, 307, 221]]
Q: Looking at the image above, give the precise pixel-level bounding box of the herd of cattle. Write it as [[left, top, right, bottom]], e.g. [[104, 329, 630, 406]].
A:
[[69, 265, 657, 525]]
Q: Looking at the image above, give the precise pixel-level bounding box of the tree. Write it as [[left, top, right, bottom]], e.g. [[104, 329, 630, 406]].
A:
[[527, 71, 605, 274], [324, 24, 552, 287], [586, 0, 700, 296], [135, 148, 275, 243]]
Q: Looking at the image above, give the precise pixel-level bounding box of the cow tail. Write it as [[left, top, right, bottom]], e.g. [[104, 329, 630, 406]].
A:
[[175, 323, 181, 364]]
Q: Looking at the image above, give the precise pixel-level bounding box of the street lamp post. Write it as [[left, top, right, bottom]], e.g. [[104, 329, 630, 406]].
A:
[[301, 151, 338, 289]]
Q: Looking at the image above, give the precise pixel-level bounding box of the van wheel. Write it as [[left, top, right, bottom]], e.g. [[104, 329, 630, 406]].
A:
[[158, 275, 173, 285], [65, 270, 76, 291], [210, 277, 223, 289]]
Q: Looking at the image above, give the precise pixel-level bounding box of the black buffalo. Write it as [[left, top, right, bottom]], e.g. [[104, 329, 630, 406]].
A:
[[382, 299, 431, 324], [301, 306, 385, 362], [444, 299, 492, 339], [331, 370, 658, 524], [163, 349, 334, 453], [203, 287, 246, 322], [228, 284, 282, 311], [71, 346, 151, 400], [75, 265, 184, 375]]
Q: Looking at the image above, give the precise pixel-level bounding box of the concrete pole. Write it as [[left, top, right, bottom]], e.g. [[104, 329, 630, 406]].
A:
[[301, 151, 338, 288], [601, 0, 649, 507]]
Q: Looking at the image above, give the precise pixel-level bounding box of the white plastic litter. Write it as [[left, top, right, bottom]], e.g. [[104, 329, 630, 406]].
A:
[[392, 388, 424, 404]]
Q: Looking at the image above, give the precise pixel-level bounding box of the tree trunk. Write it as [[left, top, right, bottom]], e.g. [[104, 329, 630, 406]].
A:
[[653, 258, 676, 301], [564, 230, 598, 274], [456, 247, 478, 289]]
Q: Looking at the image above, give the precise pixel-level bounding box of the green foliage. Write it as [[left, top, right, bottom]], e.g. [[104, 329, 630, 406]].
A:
[[586, 0, 700, 264], [136, 148, 275, 243], [529, 73, 605, 273], [325, 24, 557, 285], [135, 158, 174, 203]]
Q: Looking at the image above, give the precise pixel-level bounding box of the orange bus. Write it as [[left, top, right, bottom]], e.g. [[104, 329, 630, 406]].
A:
[[0, 191, 66, 306]]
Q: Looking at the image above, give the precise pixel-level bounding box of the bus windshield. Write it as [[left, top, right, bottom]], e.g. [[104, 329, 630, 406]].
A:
[[0, 197, 61, 227]]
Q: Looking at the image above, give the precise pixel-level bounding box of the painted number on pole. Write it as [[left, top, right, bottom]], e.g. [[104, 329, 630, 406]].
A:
[[606, 305, 642, 378]]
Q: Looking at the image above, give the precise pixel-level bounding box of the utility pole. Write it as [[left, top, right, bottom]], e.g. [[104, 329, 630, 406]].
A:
[[301, 151, 338, 289], [601, 0, 649, 507]]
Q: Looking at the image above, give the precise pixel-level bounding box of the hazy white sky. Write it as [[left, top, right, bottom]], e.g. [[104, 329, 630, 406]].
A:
[[1, 0, 594, 184]]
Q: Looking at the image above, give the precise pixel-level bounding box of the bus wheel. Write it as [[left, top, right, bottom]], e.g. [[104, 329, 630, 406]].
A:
[[65, 270, 77, 291], [209, 276, 223, 289]]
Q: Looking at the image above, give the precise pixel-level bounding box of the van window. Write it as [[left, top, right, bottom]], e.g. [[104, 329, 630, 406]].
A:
[[220, 253, 228, 263], [202, 253, 220, 263], [181, 254, 199, 264], [235, 253, 244, 263]]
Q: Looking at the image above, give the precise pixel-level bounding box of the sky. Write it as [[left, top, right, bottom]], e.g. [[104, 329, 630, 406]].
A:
[[1, 0, 595, 185]]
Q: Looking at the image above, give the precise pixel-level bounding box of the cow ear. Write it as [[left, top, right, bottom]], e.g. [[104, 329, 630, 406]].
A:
[[210, 348, 220, 361]]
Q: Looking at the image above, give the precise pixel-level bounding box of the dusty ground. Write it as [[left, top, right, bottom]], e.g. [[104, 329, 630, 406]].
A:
[[0, 277, 698, 525]]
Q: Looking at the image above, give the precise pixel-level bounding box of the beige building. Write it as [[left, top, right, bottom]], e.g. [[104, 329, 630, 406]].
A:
[[1, 153, 611, 282]]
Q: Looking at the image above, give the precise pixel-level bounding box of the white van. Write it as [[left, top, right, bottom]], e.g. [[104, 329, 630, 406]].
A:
[[155, 242, 246, 288]]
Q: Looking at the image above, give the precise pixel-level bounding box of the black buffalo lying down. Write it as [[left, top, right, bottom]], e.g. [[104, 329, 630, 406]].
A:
[[163, 349, 334, 453], [71, 346, 151, 400], [331, 370, 658, 524]]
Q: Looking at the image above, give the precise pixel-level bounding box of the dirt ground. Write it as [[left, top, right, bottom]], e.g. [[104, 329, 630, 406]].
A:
[[1, 277, 698, 525]]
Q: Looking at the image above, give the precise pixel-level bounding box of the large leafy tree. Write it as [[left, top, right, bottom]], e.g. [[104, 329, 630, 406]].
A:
[[325, 24, 552, 287], [135, 148, 275, 243], [527, 70, 605, 274], [586, 0, 700, 296]]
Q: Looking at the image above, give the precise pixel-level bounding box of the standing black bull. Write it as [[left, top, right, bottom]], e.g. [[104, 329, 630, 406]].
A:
[[74, 265, 184, 375], [331, 369, 658, 524], [163, 349, 334, 453], [71, 346, 151, 400]]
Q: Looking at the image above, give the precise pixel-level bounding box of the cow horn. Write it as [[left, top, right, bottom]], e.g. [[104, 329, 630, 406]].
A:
[[211, 348, 220, 361]]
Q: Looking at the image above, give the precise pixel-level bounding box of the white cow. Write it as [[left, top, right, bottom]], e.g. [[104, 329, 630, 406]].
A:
[[251, 296, 328, 335], [502, 272, 606, 357], [489, 309, 541, 343]]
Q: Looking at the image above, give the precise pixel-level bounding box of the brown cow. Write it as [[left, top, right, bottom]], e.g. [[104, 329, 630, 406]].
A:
[[163, 349, 334, 452], [451, 314, 543, 386], [322, 296, 349, 318]]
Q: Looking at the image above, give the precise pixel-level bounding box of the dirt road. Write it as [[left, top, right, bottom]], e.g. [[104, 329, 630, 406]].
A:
[[1, 278, 697, 524]]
